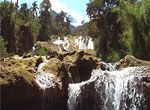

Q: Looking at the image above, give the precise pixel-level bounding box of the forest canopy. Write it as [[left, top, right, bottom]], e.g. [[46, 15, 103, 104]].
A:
[[0, 0, 150, 61], [87, 0, 150, 61], [0, 0, 74, 56]]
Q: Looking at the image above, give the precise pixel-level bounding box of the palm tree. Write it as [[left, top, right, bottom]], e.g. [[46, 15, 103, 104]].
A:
[[60, 11, 66, 26], [66, 15, 73, 34], [31, 1, 38, 18]]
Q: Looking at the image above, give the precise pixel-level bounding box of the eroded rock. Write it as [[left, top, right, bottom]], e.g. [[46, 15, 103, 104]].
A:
[[116, 55, 150, 69]]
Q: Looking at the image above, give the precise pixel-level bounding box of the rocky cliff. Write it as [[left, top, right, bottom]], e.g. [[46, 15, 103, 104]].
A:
[[1, 52, 150, 110]]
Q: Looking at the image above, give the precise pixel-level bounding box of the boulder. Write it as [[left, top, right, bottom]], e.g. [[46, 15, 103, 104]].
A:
[[116, 55, 150, 69], [33, 41, 60, 56], [62, 50, 102, 83]]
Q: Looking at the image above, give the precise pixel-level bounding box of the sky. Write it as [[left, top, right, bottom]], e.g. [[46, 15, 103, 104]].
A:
[[8, 0, 90, 26]]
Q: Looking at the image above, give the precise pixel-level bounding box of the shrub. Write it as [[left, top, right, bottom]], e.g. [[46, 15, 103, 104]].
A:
[[0, 36, 8, 57]]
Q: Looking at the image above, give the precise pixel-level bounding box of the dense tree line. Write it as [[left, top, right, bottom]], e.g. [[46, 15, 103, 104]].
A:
[[87, 0, 150, 61], [0, 0, 149, 61], [0, 0, 73, 56], [72, 21, 90, 36]]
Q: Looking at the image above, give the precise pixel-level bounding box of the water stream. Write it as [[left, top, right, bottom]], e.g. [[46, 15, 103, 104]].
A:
[[67, 66, 149, 110], [53, 36, 94, 52], [34, 58, 149, 110]]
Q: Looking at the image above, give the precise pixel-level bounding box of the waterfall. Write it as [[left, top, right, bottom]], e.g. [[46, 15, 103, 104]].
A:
[[34, 58, 58, 110], [35, 59, 56, 90], [32, 44, 36, 52], [87, 38, 94, 50], [67, 66, 149, 110], [53, 36, 94, 51], [32, 57, 149, 110]]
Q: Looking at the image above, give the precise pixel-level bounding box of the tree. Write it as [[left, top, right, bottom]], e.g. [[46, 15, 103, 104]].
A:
[[55, 11, 66, 35], [55, 11, 74, 35], [1, 2, 17, 53], [66, 14, 73, 35], [0, 1, 40, 55], [31, 1, 38, 18], [59, 11, 66, 27], [87, 0, 124, 61], [38, 0, 53, 41], [115, 0, 150, 60], [20, 3, 30, 22], [18, 25, 34, 55], [0, 4, 1, 36]]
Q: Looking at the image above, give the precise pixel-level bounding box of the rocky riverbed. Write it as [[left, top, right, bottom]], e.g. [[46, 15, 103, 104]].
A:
[[0, 50, 150, 110]]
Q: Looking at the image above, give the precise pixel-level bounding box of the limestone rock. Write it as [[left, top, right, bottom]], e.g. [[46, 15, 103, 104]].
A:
[[0, 56, 68, 110], [116, 55, 150, 69], [62, 50, 102, 83]]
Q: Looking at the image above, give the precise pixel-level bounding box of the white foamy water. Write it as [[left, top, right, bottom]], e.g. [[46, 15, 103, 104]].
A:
[[35, 72, 56, 89], [68, 66, 149, 110], [87, 37, 94, 50], [53, 36, 94, 52], [53, 40, 64, 45], [32, 44, 36, 52], [35, 59, 56, 90], [68, 83, 82, 110]]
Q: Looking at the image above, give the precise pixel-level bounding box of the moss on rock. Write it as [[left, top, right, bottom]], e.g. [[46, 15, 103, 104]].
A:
[[60, 50, 102, 83], [116, 55, 150, 69], [0, 57, 39, 108]]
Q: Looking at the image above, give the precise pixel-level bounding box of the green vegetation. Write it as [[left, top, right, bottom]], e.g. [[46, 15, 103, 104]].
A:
[[115, 0, 150, 60], [0, 36, 8, 57], [54, 11, 74, 36], [0, 0, 149, 61], [72, 22, 89, 36], [34, 47, 48, 56], [87, 0, 150, 62], [0, 0, 74, 57]]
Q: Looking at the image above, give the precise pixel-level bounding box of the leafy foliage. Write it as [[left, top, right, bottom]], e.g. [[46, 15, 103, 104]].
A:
[[114, 0, 150, 60], [87, 0, 126, 62], [86, 0, 150, 61], [1, 0, 149, 61], [55, 11, 74, 36], [0, 0, 74, 56], [38, 0, 52, 41], [0, 36, 8, 57]]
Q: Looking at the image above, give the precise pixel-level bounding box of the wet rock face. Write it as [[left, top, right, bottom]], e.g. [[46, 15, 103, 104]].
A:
[[41, 58, 68, 84], [68, 67, 150, 110], [68, 81, 96, 110]]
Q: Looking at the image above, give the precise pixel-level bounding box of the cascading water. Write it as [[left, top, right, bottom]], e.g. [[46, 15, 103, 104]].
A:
[[53, 36, 94, 52], [34, 58, 58, 110], [87, 37, 94, 50], [35, 59, 56, 89], [32, 44, 36, 52], [67, 65, 150, 110]]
